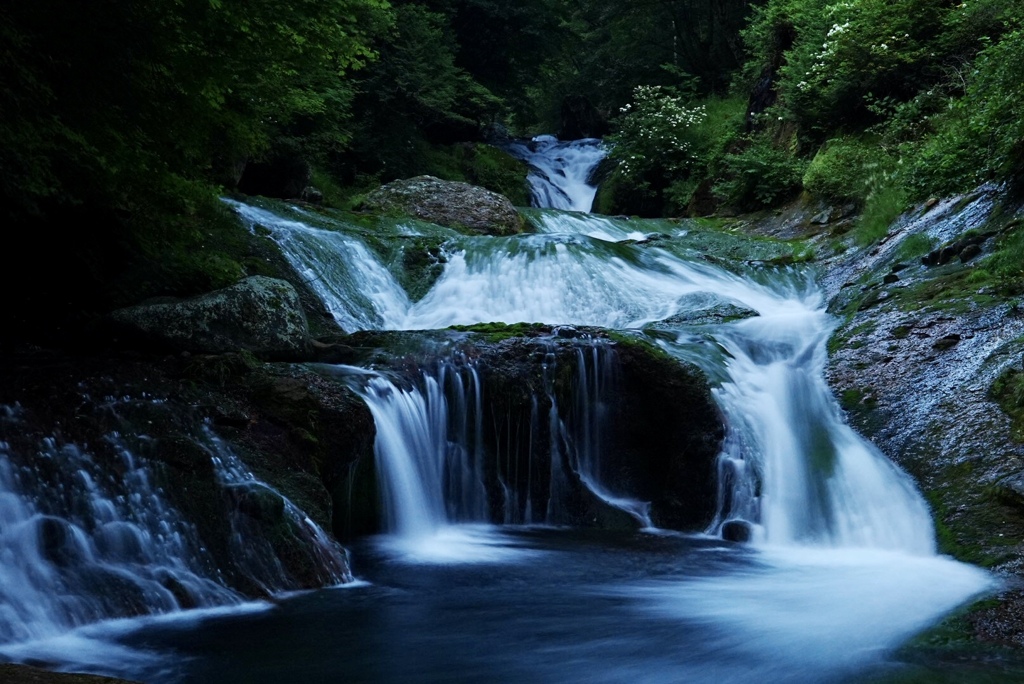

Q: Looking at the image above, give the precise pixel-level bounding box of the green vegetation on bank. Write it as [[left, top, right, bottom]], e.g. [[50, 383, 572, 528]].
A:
[[4, 0, 1024, 341]]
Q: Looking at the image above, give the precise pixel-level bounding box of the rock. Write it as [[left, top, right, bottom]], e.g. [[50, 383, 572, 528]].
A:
[[960, 243, 982, 262], [812, 209, 832, 225], [300, 186, 324, 204], [343, 328, 724, 532], [0, 665, 138, 683], [110, 276, 311, 357], [721, 519, 753, 543], [647, 293, 758, 329], [933, 333, 961, 351], [360, 176, 525, 236]]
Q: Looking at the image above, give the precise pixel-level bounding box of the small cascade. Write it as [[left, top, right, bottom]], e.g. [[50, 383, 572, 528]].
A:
[[226, 200, 411, 332], [345, 340, 656, 538], [706, 307, 935, 551], [0, 403, 351, 647], [351, 360, 489, 538], [568, 345, 652, 527], [502, 136, 606, 212], [0, 429, 239, 644], [206, 431, 352, 590]]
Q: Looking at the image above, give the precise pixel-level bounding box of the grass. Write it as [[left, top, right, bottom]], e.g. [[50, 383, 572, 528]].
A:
[[854, 182, 909, 246]]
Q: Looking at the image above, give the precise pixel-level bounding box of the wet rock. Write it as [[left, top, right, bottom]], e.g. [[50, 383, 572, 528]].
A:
[[960, 243, 982, 262], [360, 175, 524, 236], [721, 519, 753, 543], [812, 210, 832, 225], [933, 334, 962, 351], [647, 293, 758, 328], [109, 276, 311, 357], [0, 664, 139, 683], [342, 328, 724, 532]]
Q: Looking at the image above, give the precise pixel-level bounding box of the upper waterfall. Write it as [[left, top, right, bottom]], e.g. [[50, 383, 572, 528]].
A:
[[502, 136, 606, 212]]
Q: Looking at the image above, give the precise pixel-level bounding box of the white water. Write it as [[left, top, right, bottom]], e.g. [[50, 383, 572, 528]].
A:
[[227, 200, 411, 332], [215, 190, 995, 676], [0, 402, 348, 657], [225, 199, 942, 552], [0, 431, 240, 645], [502, 135, 606, 212]]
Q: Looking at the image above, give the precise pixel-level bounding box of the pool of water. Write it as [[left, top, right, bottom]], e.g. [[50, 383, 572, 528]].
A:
[[35, 526, 997, 684]]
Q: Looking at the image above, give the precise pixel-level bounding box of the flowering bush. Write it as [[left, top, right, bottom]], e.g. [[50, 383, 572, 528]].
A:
[[607, 85, 708, 180], [745, 0, 943, 131]]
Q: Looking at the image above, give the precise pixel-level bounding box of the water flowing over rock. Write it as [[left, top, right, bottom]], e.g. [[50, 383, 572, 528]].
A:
[[502, 136, 606, 212], [360, 176, 524, 236], [109, 276, 311, 357], [332, 329, 723, 535], [0, 351, 364, 654], [821, 186, 1024, 640]]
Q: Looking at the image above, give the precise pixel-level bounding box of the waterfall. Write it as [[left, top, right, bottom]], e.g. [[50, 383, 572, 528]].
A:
[[0, 431, 238, 643], [698, 291, 935, 551], [349, 361, 489, 538], [225, 197, 937, 554], [0, 404, 348, 646], [502, 136, 606, 212], [226, 200, 411, 332]]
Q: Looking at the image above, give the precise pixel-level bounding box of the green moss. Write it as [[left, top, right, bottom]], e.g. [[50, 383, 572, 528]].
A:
[[991, 367, 1024, 442], [896, 232, 937, 261], [448, 322, 550, 343]]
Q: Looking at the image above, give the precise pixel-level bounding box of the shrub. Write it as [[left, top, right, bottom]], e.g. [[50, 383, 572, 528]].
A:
[[714, 137, 807, 210], [803, 137, 882, 203], [853, 175, 909, 245]]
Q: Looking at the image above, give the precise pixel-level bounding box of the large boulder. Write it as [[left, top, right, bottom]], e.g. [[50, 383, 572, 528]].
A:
[[110, 276, 311, 357], [360, 175, 525, 235]]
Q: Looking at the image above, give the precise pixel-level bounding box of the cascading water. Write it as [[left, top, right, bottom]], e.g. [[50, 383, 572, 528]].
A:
[[225, 199, 939, 550], [350, 361, 488, 539], [185, 182, 995, 682], [0, 400, 349, 659], [502, 135, 606, 212], [226, 200, 411, 332]]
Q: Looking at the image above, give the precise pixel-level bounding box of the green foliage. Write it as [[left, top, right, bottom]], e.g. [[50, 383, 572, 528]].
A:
[[602, 90, 745, 215], [854, 179, 909, 245], [714, 137, 807, 210], [338, 2, 504, 181], [745, 0, 946, 133], [1, 0, 392, 219], [802, 137, 895, 204], [895, 232, 936, 261], [985, 221, 1024, 295], [533, 0, 755, 126]]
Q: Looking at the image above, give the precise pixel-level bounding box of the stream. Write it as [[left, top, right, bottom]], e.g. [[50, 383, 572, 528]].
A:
[[0, 138, 1001, 682]]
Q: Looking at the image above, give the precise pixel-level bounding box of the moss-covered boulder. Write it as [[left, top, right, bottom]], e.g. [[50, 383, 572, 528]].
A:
[[109, 276, 311, 357], [360, 175, 525, 236]]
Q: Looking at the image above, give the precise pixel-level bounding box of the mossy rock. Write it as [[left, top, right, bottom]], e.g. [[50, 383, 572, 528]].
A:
[[360, 175, 525, 236]]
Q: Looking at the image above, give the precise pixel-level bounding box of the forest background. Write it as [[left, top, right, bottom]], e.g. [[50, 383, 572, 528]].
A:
[[2, 0, 1022, 336]]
